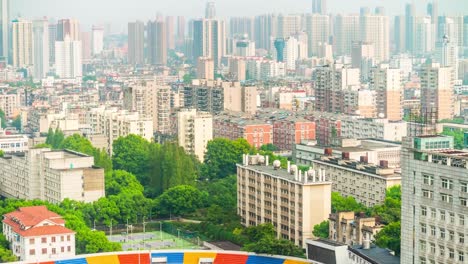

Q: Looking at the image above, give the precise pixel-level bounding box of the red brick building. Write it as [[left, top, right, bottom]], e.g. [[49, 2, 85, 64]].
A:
[[213, 115, 273, 148], [273, 118, 316, 150]]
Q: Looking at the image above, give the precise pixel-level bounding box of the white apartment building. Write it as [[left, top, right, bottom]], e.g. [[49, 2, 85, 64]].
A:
[[0, 129, 28, 153], [32, 18, 50, 80], [305, 14, 329, 57], [12, 18, 33, 68], [401, 135, 468, 264], [360, 14, 389, 62], [237, 154, 332, 247], [312, 155, 401, 207], [371, 64, 402, 121], [177, 109, 213, 161], [0, 93, 19, 117], [3, 206, 75, 262], [0, 149, 105, 204], [340, 117, 407, 142], [91, 25, 104, 55], [334, 14, 360, 56], [55, 35, 82, 79], [86, 107, 153, 153]]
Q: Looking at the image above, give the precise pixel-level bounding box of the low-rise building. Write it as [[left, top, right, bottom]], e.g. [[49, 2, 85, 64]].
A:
[[0, 129, 29, 153], [328, 212, 383, 246], [237, 154, 332, 247], [273, 117, 316, 151], [294, 139, 401, 169], [348, 244, 400, 264], [0, 149, 105, 204], [311, 155, 401, 207], [0, 93, 19, 117], [306, 239, 350, 264], [3, 206, 75, 262]]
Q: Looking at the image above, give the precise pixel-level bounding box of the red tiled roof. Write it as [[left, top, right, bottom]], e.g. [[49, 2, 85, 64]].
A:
[[3, 206, 73, 238]]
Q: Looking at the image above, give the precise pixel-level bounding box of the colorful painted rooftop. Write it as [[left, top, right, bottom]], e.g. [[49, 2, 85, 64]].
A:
[[17, 250, 322, 264]]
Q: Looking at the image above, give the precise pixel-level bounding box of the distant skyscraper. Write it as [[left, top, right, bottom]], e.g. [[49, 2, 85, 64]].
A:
[[312, 0, 326, 15], [192, 18, 226, 68], [176, 16, 185, 48], [91, 25, 104, 55], [394, 16, 406, 53], [254, 14, 278, 51], [427, 1, 438, 45], [197, 57, 214, 80], [56, 19, 80, 41], [165, 16, 175, 50], [147, 19, 167, 65], [413, 16, 433, 55], [405, 3, 415, 52], [128, 21, 144, 64], [306, 14, 329, 57], [352, 41, 375, 82], [80, 31, 91, 61], [55, 35, 82, 78], [32, 18, 49, 79], [420, 61, 454, 120], [435, 35, 459, 78], [48, 23, 56, 65], [12, 19, 33, 68], [371, 64, 402, 121], [0, 0, 9, 62], [229, 17, 254, 39], [360, 13, 389, 62], [375, 6, 385, 15], [334, 14, 359, 56], [205, 2, 216, 19], [277, 14, 301, 38]]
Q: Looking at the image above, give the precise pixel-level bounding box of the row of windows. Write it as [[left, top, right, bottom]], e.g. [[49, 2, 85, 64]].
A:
[[29, 235, 71, 245], [419, 241, 464, 262], [423, 175, 468, 193], [420, 224, 465, 243], [421, 206, 465, 226], [422, 190, 468, 206], [29, 246, 71, 256]]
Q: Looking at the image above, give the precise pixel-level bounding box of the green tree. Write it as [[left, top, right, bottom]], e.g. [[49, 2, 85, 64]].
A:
[[0, 109, 6, 128], [33, 143, 52, 149], [183, 73, 194, 84], [0, 150, 3, 157], [441, 129, 464, 149], [375, 221, 401, 256], [331, 192, 367, 213], [12, 116, 21, 131], [312, 221, 329, 238], [156, 185, 207, 217], [259, 143, 279, 152], [105, 170, 143, 196], [0, 247, 16, 262], [203, 138, 253, 179], [372, 186, 401, 224], [60, 134, 113, 171], [45, 128, 65, 149], [112, 135, 151, 180]]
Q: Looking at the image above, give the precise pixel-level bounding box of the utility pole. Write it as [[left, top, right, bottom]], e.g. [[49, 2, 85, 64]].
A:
[[110, 220, 113, 237], [160, 222, 163, 241], [143, 216, 146, 249]]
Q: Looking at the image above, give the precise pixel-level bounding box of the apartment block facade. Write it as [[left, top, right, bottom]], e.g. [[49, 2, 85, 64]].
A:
[[273, 118, 316, 151], [328, 211, 383, 246], [237, 154, 332, 247], [177, 109, 213, 161]]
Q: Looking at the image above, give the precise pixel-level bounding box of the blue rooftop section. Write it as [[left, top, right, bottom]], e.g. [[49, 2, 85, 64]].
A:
[[151, 252, 184, 264], [55, 258, 88, 264], [246, 255, 285, 264]]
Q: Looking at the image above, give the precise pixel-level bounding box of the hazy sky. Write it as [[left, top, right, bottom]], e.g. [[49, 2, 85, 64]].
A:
[[12, 0, 468, 32]]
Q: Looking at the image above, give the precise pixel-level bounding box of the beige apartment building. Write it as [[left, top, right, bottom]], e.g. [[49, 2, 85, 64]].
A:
[[124, 81, 171, 134], [420, 62, 454, 121], [0, 93, 19, 118], [311, 155, 401, 207], [86, 107, 153, 154], [328, 211, 383, 246], [197, 57, 214, 80], [371, 64, 402, 121], [223, 81, 258, 114], [237, 154, 332, 247], [0, 149, 104, 204], [177, 109, 213, 161]]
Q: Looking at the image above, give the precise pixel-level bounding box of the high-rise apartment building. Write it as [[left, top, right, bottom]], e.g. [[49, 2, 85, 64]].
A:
[[177, 109, 213, 161], [197, 57, 214, 80], [165, 16, 175, 50], [254, 14, 278, 51], [413, 16, 433, 55], [427, 1, 438, 45], [176, 16, 185, 48], [394, 15, 406, 53], [435, 35, 459, 79], [124, 81, 171, 134], [192, 18, 226, 68], [277, 14, 301, 39], [371, 64, 402, 121], [48, 22, 56, 64], [405, 3, 415, 52], [420, 62, 454, 121], [32, 18, 49, 79], [312, 0, 326, 15], [80, 31, 91, 61], [401, 135, 467, 264], [56, 19, 80, 41], [229, 17, 254, 39], [55, 35, 82, 78], [360, 13, 389, 62], [12, 19, 33, 68], [222, 81, 258, 114], [147, 19, 167, 65], [128, 21, 145, 64], [351, 41, 375, 82], [91, 25, 104, 55], [183, 79, 224, 114], [205, 2, 216, 19], [305, 14, 329, 57], [238, 154, 332, 247], [334, 14, 359, 56], [0, 0, 9, 62]]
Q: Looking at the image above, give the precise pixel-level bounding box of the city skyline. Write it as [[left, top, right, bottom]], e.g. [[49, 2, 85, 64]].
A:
[[12, 0, 468, 31]]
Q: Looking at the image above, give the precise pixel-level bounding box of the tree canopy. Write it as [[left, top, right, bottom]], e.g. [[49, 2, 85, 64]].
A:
[[312, 221, 329, 239], [156, 185, 207, 217], [0, 109, 6, 129], [375, 221, 401, 256]]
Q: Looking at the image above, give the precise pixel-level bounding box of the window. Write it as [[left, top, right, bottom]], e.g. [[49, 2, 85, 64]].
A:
[[440, 228, 445, 239], [423, 174, 434, 185], [459, 233, 464, 244], [441, 179, 453, 189], [461, 198, 467, 207], [440, 210, 445, 221], [61, 247, 64, 253], [51, 237, 56, 243], [421, 206, 427, 216], [29, 238, 34, 245], [449, 230, 454, 241], [421, 224, 426, 234], [67, 235, 70, 241], [42, 248, 47, 255], [460, 215, 465, 226], [431, 209, 436, 218], [449, 248, 454, 259], [430, 226, 436, 236], [41, 237, 47, 243], [423, 190, 433, 199], [67, 246, 71, 252], [52, 248, 56, 254], [29, 249, 35, 256], [420, 257, 426, 264], [450, 213, 455, 224], [430, 243, 435, 254], [461, 182, 468, 193], [61, 236, 64, 242], [441, 194, 453, 203], [459, 251, 464, 262], [420, 240, 426, 251], [439, 245, 445, 256]]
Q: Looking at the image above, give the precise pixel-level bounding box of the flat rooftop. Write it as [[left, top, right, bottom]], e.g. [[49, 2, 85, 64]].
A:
[[238, 163, 327, 184], [350, 245, 400, 264]]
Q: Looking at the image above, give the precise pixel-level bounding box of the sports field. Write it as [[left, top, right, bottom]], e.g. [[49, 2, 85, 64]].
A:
[[107, 231, 202, 251]]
